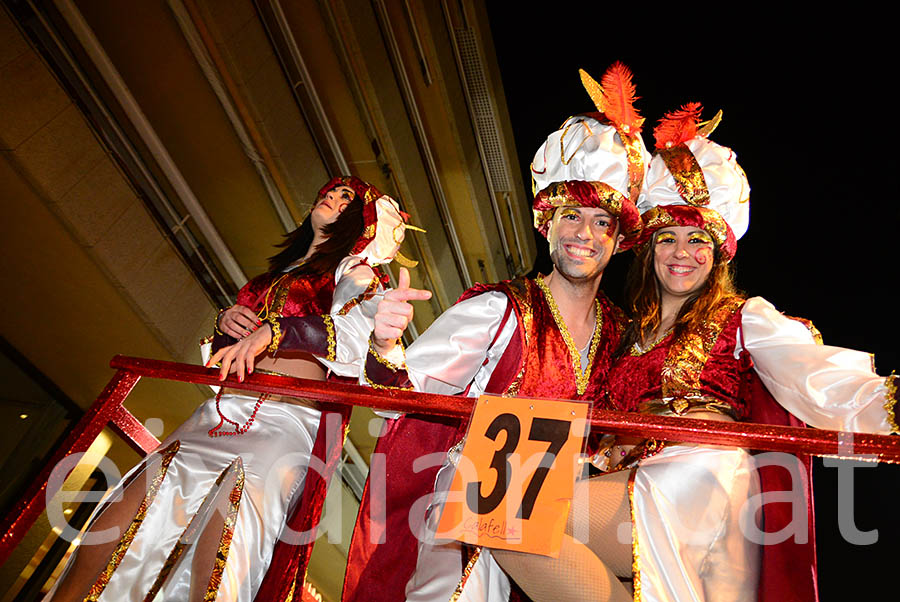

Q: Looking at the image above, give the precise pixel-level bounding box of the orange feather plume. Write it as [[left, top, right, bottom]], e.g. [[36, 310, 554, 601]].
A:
[[653, 102, 703, 150], [599, 62, 644, 133]]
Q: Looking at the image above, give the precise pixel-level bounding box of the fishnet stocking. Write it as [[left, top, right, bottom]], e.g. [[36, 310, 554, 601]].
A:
[[492, 469, 633, 602]]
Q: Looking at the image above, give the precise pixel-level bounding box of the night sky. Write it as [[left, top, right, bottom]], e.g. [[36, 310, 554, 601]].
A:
[[486, 7, 898, 598]]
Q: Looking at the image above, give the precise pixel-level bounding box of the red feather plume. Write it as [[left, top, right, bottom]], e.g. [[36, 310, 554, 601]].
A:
[[600, 62, 644, 133], [653, 102, 703, 150]]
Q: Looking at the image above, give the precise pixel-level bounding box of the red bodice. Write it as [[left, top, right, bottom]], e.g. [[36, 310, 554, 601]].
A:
[[236, 269, 335, 319], [606, 296, 750, 420], [236, 268, 345, 601], [607, 295, 820, 602]]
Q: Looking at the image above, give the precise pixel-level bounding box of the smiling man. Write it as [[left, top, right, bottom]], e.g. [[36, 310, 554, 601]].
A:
[[334, 64, 650, 602], [550, 206, 620, 279]]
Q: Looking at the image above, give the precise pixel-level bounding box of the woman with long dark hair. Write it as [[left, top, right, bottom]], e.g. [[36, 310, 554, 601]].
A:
[[47, 176, 409, 601], [492, 108, 897, 601]]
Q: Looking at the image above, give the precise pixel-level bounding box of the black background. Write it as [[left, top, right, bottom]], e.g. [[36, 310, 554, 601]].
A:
[[486, 6, 898, 598]]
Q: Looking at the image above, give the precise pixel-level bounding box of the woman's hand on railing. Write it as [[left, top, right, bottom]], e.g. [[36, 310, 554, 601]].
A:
[[206, 324, 272, 381], [218, 304, 260, 339]]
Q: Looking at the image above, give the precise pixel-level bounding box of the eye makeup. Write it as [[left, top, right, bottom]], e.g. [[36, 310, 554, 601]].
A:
[[689, 231, 714, 245], [655, 231, 677, 244]]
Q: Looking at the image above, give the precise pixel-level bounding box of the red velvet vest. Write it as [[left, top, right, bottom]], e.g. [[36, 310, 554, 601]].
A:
[[607, 295, 749, 418], [236, 269, 335, 318], [461, 277, 624, 402], [606, 295, 819, 602]]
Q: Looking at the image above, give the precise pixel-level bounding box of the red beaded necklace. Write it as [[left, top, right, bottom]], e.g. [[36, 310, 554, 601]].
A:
[[208, 388, 271, 437]]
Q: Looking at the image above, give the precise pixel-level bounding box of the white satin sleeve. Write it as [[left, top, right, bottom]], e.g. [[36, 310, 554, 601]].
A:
[[323, 256, 384, 377], [403, 291, 517, 396], [736, 296, 897, 434]]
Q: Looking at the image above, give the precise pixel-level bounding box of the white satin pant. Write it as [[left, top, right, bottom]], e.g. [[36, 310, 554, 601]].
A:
[[46, 393, 321, 601]]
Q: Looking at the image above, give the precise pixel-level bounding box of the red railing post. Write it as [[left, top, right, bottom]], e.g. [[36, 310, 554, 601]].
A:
[[0, 369, 141, 566], [109, 404, 161, 456]]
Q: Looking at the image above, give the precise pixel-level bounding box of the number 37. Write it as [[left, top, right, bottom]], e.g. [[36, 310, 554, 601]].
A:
[[466, 413, 571, 520]]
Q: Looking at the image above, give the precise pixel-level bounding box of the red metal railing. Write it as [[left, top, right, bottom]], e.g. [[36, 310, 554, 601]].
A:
[[2, 354, 898, 566]]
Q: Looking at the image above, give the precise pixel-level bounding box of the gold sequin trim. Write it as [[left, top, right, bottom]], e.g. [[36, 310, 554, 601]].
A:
[[508, 279, 533, 350], [144, 543, 186, 600], [337, 276, 380, 316], [503, 279, 534, 397], [214, 308, 226, 336], [285, 579, 296, 602], [143, 458, 245, 601], [628, 467, 641, 601], [610, 302, 628, 336], [266, 315, 283, 353], [271, 272, 293, 318], [629, 327, 673, 357], [363, 369, 414, 391], [533, 181, 629, 235], [588, 182, 623, 216], [640, 396, 738, 421], [505, 366, 526, 397], [884, 373, 899, 435], [661, 296, 744, 398], [257, 272, 291, 322], [205, 462, 245, 600], [535, 276, 602, 396], [560, 119, 593, 165], [784, 314, 823, 345], [641, 205, 730, 251], [84, 441, 181, 601], [620, 132, 646, 203], [449, 547, 482, 602], [368, 336, 405, 371], [363, 339, 413, 390], [658, 145, 710, 206], [324, 314, 336, 362]]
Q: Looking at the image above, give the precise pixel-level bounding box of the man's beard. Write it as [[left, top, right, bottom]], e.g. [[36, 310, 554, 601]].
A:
[[549, 246, 607, 286]]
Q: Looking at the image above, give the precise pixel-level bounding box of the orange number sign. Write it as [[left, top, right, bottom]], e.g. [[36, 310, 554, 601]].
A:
[[434, 394, 589, 557]]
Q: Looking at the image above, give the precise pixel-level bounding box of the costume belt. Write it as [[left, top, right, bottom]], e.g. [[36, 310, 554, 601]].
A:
[[590, 395, 736, 472], [639, 395, 738, 421]]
